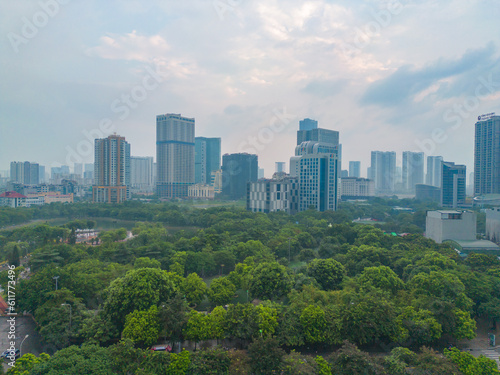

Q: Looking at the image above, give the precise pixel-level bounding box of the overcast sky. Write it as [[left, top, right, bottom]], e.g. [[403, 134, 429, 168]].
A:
[[1, 0, 499, 178]]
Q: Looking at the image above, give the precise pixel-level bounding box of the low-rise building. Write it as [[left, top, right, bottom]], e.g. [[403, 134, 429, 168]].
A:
[[486, 207, 500, 243], [188, 184, 215, 199], [0, 191, 27, 208], [425, 210, 476, 244], [341, 177, 375, 200], [247, 175, 298, 214]]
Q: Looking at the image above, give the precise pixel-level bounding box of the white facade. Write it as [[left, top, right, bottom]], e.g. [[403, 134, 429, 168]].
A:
[[131, 156, 154, 192], [425, 210, 476, 244], [402, 151, 424, 193], [426, 156, 443, 188], [341, 177, 375, 199], [247, 177, 297, 214]]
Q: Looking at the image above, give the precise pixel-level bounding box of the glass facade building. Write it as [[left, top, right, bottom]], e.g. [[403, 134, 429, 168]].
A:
[[474, 115, 500, 196], [195, 137, 221, 185]]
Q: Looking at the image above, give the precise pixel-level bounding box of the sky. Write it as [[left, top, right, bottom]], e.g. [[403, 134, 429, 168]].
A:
[[1, 0, 499, 179]]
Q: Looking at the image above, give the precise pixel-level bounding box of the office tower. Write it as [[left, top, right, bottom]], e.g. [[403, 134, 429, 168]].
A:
[[195, 137, 221, 185], [426, 156, 443, 188], [131, 156, 154, 192], [10, 161, 39, 185], [258, 168, 265, 179], [299, 118, 318, 131], [349, 161, 361, 178], [369, 151, 396, 194], [156, 113, 195, 198], [39, 165, 45, 183], [222, 153, 258, 199], [474, 114, 500, 196], [290, 141, 339, 212], [402, 151, 424, 193], [441, 161, 466, 208], [60, 165, 70, 175], [275, 162, 286, 173], [74, 163, 83, 177], [297, 126, 339, 145], [92, 134, 131, 203]]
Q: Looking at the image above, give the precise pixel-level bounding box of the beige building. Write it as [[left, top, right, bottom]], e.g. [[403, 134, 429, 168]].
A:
[[188, 184, 215, 199]]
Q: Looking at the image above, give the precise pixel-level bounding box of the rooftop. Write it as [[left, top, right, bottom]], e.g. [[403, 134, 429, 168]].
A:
[[0, 191, 27, 199]]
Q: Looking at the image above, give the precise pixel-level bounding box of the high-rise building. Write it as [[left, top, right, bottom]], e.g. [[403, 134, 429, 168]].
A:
[[92, 134, 131, 203], [131, 156, 154, 192], [195, 137, 221, 185], [222, 153, 258, 199], [349, 161, 361, 178], [297, 126, 339, 146], [299, 118, 318, 131], [275, 162, 286, 173], [369, 151, 396, 194], [156, 113, 195, 199], [258, 168, 265, 179], [402, 151, 424, 193], [290, 141, 339, 212], [426, 156, 443, 188], [74, 163, 83, 177], [441, 161, 466, 208], [10, 161, 39, 185], [474, 113, 500, 196]]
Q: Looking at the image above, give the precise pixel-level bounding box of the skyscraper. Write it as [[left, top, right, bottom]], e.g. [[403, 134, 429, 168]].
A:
[[441, 161, 466, 208], [10, 161, 39, 185], [92, 134, 131, 203], [349, 161, 361, 178], [222, 153, 258, 199], [297, 126, 339, 146], [195, 137, 221, 185], [402, 151, 424, 193], [74, 163, 83, 177], [275, 162, 286, 173], [156, 113, 195, 198], [426, 156, 443, 187], [299, 118, 318, 131], [474, 113, 500, 196], [290, 141, 339, 212], [131, 156, 154, 192], [369, 151, 396, 194]]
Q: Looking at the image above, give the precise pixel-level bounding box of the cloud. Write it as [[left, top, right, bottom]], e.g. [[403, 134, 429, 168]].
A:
[[301, 79, 346, 97], [361, 43, 498, 107]]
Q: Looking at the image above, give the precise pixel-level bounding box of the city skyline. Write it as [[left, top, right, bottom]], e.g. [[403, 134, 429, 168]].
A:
[[1, 1, 499, 177]]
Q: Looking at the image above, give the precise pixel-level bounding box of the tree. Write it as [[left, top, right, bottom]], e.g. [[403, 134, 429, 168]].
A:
[[158, 294, 190, 346], [444, 347, 500, 375], [224, 303, 259, 342], [248, 337, 284, 374], [208, 306, 227, 343], [207, 277, 236, 306], [328, 341, 386, 375], [300, 305, 327, 344], [103, 268, 177, 331], [181, 273, 207, 306], [248, 262, 293, 300], [134, 257, 161, 269], [6, 353, 50, 375], [357, 265, 405, 295], [122, 305, 161, 348], [307, 259, 345, 290], [256, 304, 279, 337], [184, 310, 211, 350], [8, 245, 20, 268], [188, 349, 231, 375], [393, 306, 442, 345]]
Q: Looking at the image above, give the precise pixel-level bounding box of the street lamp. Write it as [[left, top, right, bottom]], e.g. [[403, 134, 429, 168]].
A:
[[61, 303, 72, 331], [19, 334, 29, 357], [53, 276, 59, 290]]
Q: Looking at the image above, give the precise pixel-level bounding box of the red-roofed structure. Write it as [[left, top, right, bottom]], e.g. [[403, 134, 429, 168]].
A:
[[0, 191, 27, 208]]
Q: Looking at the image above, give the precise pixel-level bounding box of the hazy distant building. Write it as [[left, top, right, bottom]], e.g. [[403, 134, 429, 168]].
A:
[[297, 124, 339, 146], [258, 168, 265, 179], [222, 153, 258, 199], [441, 162, 466, 208], [131, 156, 154, 192], [341, 170, 349, 178], [156, 113, 195, 199], [195, 137, 221, 185], [474, 113, 500, 196], [275, 162, 286, 173], [10, 161, 39, 185], [426, 156, 443, 188], [74, 163, 83, 177], [39, 165, 46, 183], [341, 177, 374, 200], [402, 151, 424, 193], [349, 161, 361, 178], [369, 151, 396, 194], [415, 184, 441, 203], [92, 134, 131, 203]]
